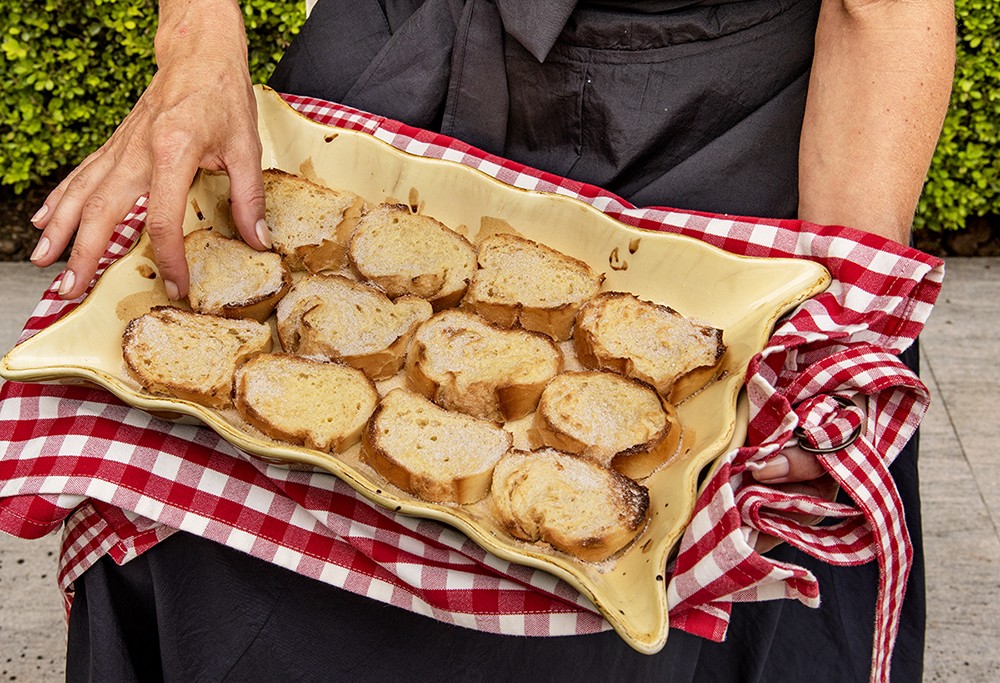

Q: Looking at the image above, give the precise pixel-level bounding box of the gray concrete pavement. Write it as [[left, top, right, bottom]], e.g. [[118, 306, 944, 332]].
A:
[[1, 259, 999, 681], [0, 263, 67, 682], [917, 258, 1000, 682]]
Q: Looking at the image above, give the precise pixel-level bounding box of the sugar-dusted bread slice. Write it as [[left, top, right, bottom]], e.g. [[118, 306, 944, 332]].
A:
[[348, 203, 476, 310], [276, 273, 433, 380], [184, 228, 292, 322], [360, 388, 512, 504], [233, 353, 378, 453], [574, 292, 726, 403], [406, 309, 563, 422], [489, 448, 650, 563], [262, 168, 366, 272], [529, 371, 681, 480], [122, 306, 272, 408], [462, 233, 604, 341]]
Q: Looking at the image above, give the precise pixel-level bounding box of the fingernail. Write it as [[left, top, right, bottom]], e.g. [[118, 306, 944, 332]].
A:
[[30, 205, 48, 225], [255, 219, 272, 249], [58, 269, 76, 297], [164, 279, 180, 301], [754, 455, 789, 482], [30, 236, 50, 262]]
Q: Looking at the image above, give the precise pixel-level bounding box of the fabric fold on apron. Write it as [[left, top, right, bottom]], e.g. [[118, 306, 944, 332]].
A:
[[271, 0, 819, 215]]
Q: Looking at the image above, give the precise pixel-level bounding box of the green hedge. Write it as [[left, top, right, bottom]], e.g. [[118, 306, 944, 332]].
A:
[[916, 2, 1000, 232], [0, 0, 303, 192], [2, 1, 998, 233]]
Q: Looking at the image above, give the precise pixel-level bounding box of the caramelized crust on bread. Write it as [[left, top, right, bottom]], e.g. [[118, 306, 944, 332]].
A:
[[490, 448, 650, 563], [405, 309, 563, 422], [361, 388, 512, 504], [184, 228, 292, 322], [276, 273, 432, 380], [463, 233, 604, 340], [233, 353, 378, 453], [262, 169, 366, 272], [530, 371, 680, 479], [122, 306, 272, 408], [574, 292, 726, 403], [349, 203, 476, 310]]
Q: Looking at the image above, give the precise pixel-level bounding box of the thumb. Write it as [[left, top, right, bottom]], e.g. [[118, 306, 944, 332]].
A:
[[752, 445, 826, 484]]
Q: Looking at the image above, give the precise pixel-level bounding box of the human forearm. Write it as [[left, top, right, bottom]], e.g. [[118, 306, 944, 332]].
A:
[[798, 0, 955, 244], [155, 0, 248, 69]]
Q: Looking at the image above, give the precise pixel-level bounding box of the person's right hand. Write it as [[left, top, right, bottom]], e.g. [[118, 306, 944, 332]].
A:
[[29, 0, 270, 301]]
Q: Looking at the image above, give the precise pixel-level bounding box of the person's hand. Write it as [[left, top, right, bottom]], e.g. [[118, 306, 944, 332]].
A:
[[750, 444, 839, 554], [29, 0, 269, 301]]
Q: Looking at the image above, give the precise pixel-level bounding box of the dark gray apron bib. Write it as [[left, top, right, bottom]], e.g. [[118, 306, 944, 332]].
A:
[[271, 0, 817, 218]]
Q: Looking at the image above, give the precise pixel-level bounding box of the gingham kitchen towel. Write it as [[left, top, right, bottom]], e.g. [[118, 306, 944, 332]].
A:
[[0, 93, 943, 683]]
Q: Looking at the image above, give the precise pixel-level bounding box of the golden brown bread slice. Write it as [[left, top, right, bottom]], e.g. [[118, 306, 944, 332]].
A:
[[348, 203, 476, 310], [233, 353, 378, 453], [529, 371, 681, 479], [462, 233, 604, 341], [276, 273, 433, 381], [360, 388, 512, 504], [405, 309, 563, 422], [122, 306, 272, 408], [262, 168, 366, 272], [574, 292, 726, 403], [184, 228, 292, 322], [489, 448, 650, 563]]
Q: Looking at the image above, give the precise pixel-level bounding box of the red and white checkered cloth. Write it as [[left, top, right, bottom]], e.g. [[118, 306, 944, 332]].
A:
[[0, 93, 943, 683]]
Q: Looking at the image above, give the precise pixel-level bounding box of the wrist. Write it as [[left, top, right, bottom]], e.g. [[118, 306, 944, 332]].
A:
[[155, 0, 248, 68]]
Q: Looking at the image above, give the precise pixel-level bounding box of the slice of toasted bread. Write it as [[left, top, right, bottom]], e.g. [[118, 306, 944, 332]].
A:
[[489, 448, 650, 563], [184, 228, 292, 322], [462, 233, 604, 341], [360, 388, 512, 504], [574, 292, 726, 403], [233, 353, 378, 453], [276, 273, 433, 381], [262, 168, 366, 272], [529, 371, 680, 479], [348, 203, 476, 310], [406, 309, 563, 422], [122, 306, 272, 407]]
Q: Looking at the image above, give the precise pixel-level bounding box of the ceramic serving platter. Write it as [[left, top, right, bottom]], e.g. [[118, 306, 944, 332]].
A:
[[1, 86, 830, 654]]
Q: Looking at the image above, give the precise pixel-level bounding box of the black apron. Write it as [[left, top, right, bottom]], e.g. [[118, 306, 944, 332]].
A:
[[271, 0, 816, 217], [66, 2, 925, 681]]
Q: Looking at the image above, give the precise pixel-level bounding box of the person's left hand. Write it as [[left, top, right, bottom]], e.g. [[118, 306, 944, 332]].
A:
[[751, 444, 840, 554]]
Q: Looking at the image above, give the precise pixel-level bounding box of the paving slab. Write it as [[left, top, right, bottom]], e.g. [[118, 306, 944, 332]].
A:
[[0, 533, 65, 682], [919, 352, 1000, 682], [0, 263, 66, 682], [0, 263, 60, 352], [918, 258, 1000, 682]]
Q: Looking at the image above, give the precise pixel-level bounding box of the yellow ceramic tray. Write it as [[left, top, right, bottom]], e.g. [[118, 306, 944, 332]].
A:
[[1, 86, 830, 654]]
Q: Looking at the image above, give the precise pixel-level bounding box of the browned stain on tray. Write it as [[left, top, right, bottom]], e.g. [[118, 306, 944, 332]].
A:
[[408, 187, 422, 214], [190, 198, 205, 222], [477, 216, 524, 244], [298, 158, 319, 183], [116, 290, 165, 323], [609, 246, 628, 271], [211, 197, 236, 233]]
